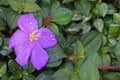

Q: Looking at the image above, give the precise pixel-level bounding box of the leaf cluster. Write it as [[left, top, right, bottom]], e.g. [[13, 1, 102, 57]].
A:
[[0, 0, 120, 80]]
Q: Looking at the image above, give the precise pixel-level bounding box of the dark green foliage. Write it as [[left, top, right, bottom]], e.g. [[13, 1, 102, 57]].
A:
[[1, 0, 120, 79]]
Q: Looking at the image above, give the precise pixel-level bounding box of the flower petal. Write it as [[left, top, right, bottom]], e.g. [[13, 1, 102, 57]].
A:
[[8, 29, 29, 50], [17, 13, 38, 33], [15, 41, 32, 66], [30, 42, 49, 70], [37, 27, 57, 48]]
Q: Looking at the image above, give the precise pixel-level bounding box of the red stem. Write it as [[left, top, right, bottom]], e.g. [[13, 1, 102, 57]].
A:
[[99, 66, 120, 70]]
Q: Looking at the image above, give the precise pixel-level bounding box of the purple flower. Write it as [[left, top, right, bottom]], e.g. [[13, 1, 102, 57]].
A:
[[8, 13, 57, 70]]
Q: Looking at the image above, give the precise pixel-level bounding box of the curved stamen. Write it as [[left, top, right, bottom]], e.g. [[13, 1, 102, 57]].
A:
[[29, 30, 40, 42]]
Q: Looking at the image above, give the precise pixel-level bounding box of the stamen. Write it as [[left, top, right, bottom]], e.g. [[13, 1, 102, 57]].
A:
[[34, 38, 38, 40], [29, 30, 40, 42]]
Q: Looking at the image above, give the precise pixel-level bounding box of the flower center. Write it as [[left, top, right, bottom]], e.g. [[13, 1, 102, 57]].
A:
[[29, 30, 40, 42]]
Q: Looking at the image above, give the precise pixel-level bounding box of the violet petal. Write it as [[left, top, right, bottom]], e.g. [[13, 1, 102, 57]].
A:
[[30, 42, 49, 70], [15, 42, 32, 66], [8, 29, 29, 50], [17, 13, 38, 33], [37, 27, 57, 48]]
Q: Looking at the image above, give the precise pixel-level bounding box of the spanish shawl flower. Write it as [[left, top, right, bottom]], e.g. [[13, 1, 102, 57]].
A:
[[8, 13, 57, 70]]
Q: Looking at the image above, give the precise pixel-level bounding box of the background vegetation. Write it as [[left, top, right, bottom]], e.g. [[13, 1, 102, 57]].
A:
[[0, 0, 120, 80]]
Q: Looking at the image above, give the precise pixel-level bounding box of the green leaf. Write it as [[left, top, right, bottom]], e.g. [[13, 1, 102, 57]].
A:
[[23, 2, 40, 12], [6, 10, 20, 29], [85, 34, 101, 53], [41, 0, 50, 4], [82, 14, 92, 23], [72, 11, 82, 21], [40, 1, 50, 17], [0, 7, 6, 19], [0, 0, 9, 6], [50, 0, 60, 12], [0, 7, 11, 20], [104, 72, 120, 80], [71, 72, 79, 80], [89, 0, 96, 1], [0, 18, 6, 30], [79, 58, 99, 80], [113, 13, 120, 24], [1, 73, 9, 80], [9, 0, 22, 12], [109, 38, 117, 46], [47, 45, 66, 63], [57, 33, 65, 48], [108, 23, 120, 37], [23, 61, 35, 73], [75, 0, 91, 15], [47, 60, 62, 67], [100, 54, 111, 66], [93, 18, 104, 32], [47, 23, 59, 37], [107, 4, 117, 15], [0, 49, 10, 56], [2, 38, 8, 48], [63, 0, 73, 3], [53, 66, 73, 80], [51, 7, 73, 25], [82, 22, 91, 34], [74, 40, 84, 56], [8, 59, 22, 72], [65, 23, 81, 34], [117, 0, 120, 9], [36, 70, 54, 80], [21, 0, 36, 2], [0, 7, 8, 27], [9, 71, 22, 80], [0, 62, 7, 77], [89, 52, 101, 67], [81, 31, 98, 46], [65, 36, 77, 48], [96, 2, 108, 17], [23, 74, 36, 80], [101, 34, 107, 46], [0, 33, 3, 47], [103, 18, 111, 28], [115, 40, 120, 63], [92, 8, 99, 16], [82, 31, 101, 53], [71, 60, 83, 80], [0, 38, 11, 56], [34, 11, 42, 27]]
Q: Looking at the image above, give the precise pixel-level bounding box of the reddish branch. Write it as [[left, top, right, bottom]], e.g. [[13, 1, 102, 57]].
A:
[[99, 66, 120, 70]]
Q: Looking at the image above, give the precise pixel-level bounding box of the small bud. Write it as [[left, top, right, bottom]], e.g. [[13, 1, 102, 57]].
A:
[[43, 17, 52, 25]]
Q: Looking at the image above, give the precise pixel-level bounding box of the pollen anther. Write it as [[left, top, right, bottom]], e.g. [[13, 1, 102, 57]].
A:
[[29, 30, 40, 42]]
